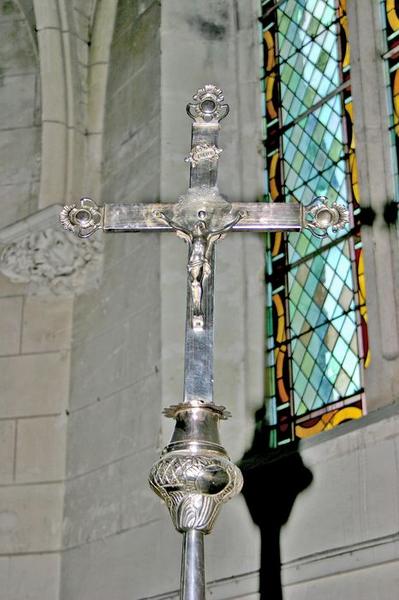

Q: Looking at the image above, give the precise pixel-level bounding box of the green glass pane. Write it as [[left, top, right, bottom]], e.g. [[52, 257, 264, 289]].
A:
[[310, 362, 324, 392], [326, 355, 341, 382], [293, 369, 308, 397], [304, 382, 318, 407], [296, 400, 309, 416], [301, 353, 314, 378]]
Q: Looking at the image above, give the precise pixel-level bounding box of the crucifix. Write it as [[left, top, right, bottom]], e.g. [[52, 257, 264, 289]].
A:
[[60, 84, 348, 600]]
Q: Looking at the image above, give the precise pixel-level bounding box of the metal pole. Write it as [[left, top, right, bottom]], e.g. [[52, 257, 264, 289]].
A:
[[148, 86, 243, 600], [180, 530, 205, 600], [61, 84, 349, 600]]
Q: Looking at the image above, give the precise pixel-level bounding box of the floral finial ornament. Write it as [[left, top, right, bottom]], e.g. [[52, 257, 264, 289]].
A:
[[60, 197, 103, 238], [186, 84, 229, 123], [303, 196, 349, 238]]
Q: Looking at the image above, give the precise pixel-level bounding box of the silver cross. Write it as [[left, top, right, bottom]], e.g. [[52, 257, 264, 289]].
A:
[[61, 84, 348, 600]]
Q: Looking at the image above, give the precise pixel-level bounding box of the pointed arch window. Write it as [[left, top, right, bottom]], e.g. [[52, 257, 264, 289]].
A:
[[261, 0, 369, 445]]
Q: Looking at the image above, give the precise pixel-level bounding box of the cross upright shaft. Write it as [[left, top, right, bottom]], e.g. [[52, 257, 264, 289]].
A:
[[60, 85, 349, 600], [181, 85, 230, 406]]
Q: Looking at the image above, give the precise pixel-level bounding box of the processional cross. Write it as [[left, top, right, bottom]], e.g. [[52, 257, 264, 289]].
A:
[[61, 85, 348, 600]]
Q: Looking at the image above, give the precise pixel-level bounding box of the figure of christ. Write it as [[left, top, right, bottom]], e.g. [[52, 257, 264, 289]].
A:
[[155, 210, 244, 328]]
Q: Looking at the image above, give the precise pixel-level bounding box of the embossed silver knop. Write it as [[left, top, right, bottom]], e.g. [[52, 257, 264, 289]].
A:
[[303, 196, 349, 238], [149, 402, 243, 535], [149, 452, 243, 533], [186, 84, 229, 123], [60, 197, 103, 238]]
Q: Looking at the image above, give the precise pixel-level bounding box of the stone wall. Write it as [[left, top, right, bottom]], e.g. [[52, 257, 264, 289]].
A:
[[60, 1, 167, 598], [281, 406, 399, 599], [0, 2, 70, 599]]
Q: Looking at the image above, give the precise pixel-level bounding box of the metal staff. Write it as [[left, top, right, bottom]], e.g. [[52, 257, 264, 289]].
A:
[[61, 85, 348, 600]]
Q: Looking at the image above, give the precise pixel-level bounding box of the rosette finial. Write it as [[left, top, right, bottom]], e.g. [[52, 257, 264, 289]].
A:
[[303, 196, 349, 238], [60, 197, 103, 238], [186, 84, 229, 123]]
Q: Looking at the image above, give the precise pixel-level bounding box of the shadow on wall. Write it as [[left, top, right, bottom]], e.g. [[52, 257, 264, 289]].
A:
[[239, 407, 313, 600]]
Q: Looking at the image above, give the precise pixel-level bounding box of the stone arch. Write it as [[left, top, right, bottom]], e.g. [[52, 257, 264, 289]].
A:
[[32, 0, 95, 207], [84, 0, 118, 199], [33, 0, 75, 207], [31, 0, 118, 207]]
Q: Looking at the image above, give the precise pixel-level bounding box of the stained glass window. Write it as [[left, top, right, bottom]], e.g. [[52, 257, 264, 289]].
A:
[[381, 0, 399, 201], [261, 0, 369, 445]]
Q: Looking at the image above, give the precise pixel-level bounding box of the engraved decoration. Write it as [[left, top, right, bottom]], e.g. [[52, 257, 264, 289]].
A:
[[186, 84, 229, 123], [185, 143, 223, 167], [149, 453, 243, 533], [60, 197, 103, 238], [0, 228, 103, 295], [303, 196, 349, 238]]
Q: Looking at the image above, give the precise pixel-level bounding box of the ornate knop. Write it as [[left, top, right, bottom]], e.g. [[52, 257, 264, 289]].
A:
[[60, 198, 103, 238], [186, 84, 229, 123], [149, 402, 243, 534], [303, 196, 349, 238], [185, 143, 223, 167], [149, 452, 243, 534]]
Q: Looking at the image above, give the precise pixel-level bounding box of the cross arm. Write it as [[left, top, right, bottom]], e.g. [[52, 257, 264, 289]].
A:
[[61, 196, 348, 239], [229, 202, 302, 232], [230, 199, 349, 236], [60, 198, 176, 237], [103, 201, 303, 233], [104, 203, 176, 232]]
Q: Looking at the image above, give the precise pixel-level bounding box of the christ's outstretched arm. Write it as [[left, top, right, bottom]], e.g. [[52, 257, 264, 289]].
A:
[[153, 210, 192, 240]]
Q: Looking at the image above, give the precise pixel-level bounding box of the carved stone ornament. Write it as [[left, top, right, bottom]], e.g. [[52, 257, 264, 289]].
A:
[[0, 205, 103, 295], [303, 197, 349, 238], [149, 452, 243, 534], [186, 84, 229, 123], [185, 143, 223, 167]]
